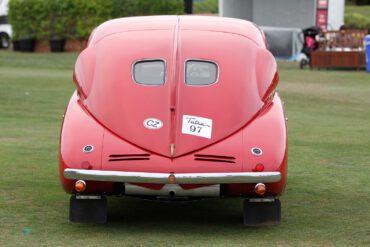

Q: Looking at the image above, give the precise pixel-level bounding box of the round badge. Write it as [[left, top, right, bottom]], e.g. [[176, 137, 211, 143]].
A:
[[251, 147, 263, 156], [83, 145, 94, 153], [143, 118, 163, 130]]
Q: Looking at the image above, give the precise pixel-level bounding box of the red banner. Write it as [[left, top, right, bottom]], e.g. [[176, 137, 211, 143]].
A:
[[316, 0, 329, 31], [316, 9, 328, 31], [317, 0, 328, 9]]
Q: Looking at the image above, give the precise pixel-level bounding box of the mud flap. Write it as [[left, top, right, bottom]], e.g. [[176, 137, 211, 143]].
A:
[[69, 195, 107, 224], [243, 198, 281, 227]]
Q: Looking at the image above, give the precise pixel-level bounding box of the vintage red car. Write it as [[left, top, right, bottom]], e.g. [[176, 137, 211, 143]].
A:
[[59, 16, 287, 226]]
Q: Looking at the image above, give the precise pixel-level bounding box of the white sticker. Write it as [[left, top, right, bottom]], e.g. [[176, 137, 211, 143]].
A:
[[143, 118, 163, 130], [182, 115, 212, 139]]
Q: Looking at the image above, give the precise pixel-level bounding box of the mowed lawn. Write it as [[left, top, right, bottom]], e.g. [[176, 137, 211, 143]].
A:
[[0, 51, 369, 247]]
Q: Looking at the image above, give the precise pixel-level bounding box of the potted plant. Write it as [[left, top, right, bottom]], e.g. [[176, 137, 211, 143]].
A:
[[49, 37, 66, 52], [7, 0, 21, 51], [18, 36, 36, 52], [45, 0, 75, 52], [12, 40, 20, 51], [8, 0, 38, 52], [18, 0, 39, 52], [10, 29, 20, 51]]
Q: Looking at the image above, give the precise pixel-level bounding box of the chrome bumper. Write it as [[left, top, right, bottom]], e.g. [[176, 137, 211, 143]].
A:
[[64, 169, 281, 184]]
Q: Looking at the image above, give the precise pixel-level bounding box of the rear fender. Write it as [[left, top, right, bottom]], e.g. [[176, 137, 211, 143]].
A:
[[256, 48, 279, 102], [240, 93, 287, 196], [59, 92, 106, 193], [73, 48, 96, 99]]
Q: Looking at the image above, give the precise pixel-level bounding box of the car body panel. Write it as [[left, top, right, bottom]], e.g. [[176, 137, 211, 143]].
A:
[[60, 92, 287, 196], [60, 16, 287, 198], [74, 16, 273, 158]]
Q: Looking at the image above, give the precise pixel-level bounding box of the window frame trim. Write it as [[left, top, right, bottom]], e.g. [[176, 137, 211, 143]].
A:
[[184, 58, 220, 87], [132, 58, 167, 86]]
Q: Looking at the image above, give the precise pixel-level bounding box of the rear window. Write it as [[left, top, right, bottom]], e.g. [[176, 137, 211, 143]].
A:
[[133, 60, 165, 85], [185, 60, 218, 86]]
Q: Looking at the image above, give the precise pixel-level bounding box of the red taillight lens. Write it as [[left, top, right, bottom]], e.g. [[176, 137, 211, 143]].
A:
[[254, 163, 265, 172]]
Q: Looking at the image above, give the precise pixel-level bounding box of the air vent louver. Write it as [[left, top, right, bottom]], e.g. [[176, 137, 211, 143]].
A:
[[194, 154, 235, 164], [108, 153, 150, 162]]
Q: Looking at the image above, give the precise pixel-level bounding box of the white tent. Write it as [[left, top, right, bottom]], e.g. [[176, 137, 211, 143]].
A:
[[219, 0, 345, 60]]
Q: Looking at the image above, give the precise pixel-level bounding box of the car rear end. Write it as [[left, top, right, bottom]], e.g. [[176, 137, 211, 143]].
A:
[[60, 16, 287, 225]]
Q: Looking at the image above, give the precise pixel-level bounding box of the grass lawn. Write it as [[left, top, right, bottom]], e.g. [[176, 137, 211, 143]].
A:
[[0, 51, 370, 246]]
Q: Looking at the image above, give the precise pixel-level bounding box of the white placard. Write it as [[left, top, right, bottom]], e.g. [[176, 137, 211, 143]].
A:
[[182, 115, 212, 139]]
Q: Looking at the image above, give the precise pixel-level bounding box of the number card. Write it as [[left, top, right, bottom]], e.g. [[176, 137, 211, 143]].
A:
[[182, 115, 213, 139]]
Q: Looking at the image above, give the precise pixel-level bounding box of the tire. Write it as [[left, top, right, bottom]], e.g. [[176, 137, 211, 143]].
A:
[[243, 198, 281, 227], [0, 33, 10, 49], [69, 195, 107, 223]]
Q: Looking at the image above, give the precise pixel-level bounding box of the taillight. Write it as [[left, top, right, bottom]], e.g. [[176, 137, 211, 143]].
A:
[[254, 183, 266, 196], [75, 180, 86, 193], [254, 163, 265, 172]]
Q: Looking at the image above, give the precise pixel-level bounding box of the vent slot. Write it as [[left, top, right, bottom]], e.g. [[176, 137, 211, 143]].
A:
[[194, 158, 235, 163], [109, 157, 150, 162], [109, 154, 150, 158], [109, 153, 150, 162], [194, 154, 235, 164]]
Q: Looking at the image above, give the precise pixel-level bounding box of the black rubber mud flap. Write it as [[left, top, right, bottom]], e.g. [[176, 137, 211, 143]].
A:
[[69, 195, 107, 224], [243, 198, 281, 227]]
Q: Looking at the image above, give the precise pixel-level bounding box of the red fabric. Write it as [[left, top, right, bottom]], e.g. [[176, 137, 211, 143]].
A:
[[306, 36, 316, 48]]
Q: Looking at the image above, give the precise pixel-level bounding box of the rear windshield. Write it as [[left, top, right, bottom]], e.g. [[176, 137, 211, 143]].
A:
[[133, 60, 165, 85], [185, 60, 218, 86]]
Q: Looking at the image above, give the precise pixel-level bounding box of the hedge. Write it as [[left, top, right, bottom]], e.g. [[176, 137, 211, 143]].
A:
[[8, 0, 184, 40], [194, 0, 218, 14], [345, 12, 370, 30]]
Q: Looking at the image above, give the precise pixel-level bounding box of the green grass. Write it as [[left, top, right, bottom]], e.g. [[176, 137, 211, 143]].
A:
[[1, 51, 370, 246]]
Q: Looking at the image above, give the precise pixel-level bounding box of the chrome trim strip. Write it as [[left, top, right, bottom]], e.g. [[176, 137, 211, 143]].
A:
[[64, 169, 281, 184]]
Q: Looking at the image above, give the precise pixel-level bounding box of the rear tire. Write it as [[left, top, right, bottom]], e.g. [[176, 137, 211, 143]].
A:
[[243, 198, 281, 227], [69, 195, 107, 223], [0, 33, 10, 49]]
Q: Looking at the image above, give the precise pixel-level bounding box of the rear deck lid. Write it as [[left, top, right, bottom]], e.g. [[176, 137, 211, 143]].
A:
[[78, 17, 264, 157]]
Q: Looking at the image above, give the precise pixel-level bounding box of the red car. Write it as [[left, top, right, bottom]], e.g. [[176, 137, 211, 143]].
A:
[[60, 16, 287, 226]]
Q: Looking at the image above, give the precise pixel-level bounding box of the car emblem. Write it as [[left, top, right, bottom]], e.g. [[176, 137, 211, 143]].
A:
[[143, 118, 163, 130], [83, 145, 94, 153], [251, 147, 263, 156]]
